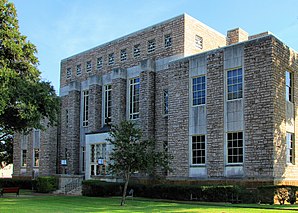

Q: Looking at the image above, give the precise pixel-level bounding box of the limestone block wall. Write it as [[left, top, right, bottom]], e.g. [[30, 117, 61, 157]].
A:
[[140, 62, 156, 139], [272, 37, 298, 184], [88, 83, 102, 132], [12, 133, 22, 176], [184, 14, 226, 57], [167, 61, 189, 178], [13, 123, 58, 177], [60, 14, 186, 88], [39, 123, 58, 176], [111, 77, 127, 125], [206, 50, 225, 178], [243, 36, 275, 179], [64, 90, 81, 174]]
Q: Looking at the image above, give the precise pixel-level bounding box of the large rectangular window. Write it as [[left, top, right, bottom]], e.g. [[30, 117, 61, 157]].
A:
[[33, 149, 39, 167], [129, 78, 140, 119], [227, 68, 243, 100], [193, 76, 206, 106], [104, 85, 112, 122], [286, 71, 293, 102], [227, 132, 243, 164], [192, 135, 206, 165], [21, 150, 27, 167], [83, 90, 89, 127], [163, 89, 169, 116], [287, 132, 294, 164], [90, 143, 108, 176]]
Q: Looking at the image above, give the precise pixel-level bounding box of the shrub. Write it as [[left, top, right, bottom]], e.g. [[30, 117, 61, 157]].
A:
[[82, 180, 121, 197], [82, 180, 241, 203], [287, 186, 297, 205], [258, 185, 298, 205], [0, 178, 32, 189], [35, 176, 58, 193]]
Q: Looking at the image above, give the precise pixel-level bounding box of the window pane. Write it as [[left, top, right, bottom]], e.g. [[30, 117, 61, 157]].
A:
[[193, 76, 206, 106]]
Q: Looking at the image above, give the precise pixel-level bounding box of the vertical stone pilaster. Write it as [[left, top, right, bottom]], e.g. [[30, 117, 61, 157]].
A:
[[88, 84, 102, 132], [59, 96, 68, 174], [244, 37, 274, 178], [12, 133, 22, 176], [167, 61, 189, 178], [111, 68, 127, 125], [140, 59, 156, 139], [40, 121, 58, 176], [66, 89, 81, 174], [206, 50, 225, 178]]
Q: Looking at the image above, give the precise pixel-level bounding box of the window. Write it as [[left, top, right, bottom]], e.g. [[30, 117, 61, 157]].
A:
[[193, 76, 206, 106], [227, 68, 243, 100], [21, 150, 27, 167], [82, 146, 85, 172], [66, 109, 69, 127], [66, 68, 72, 78], [129, 78, 140, 119], [195, 35, 203, 49], [133, 44, 140, 58], [286, 133, 294, 164], [82, 90, 89, 127], [76, 64, 82, 75], [34, 149, 39, 167], [120, 49, 127, 61], [97, 57, 103, 69], [108, 53, 114, 65], [33, 129, 40, 147], [148, 39, 156, 53], [286, 71, 293, 102], [86, 60, 92, 72], [104, 85, 112, 122], [227, 132, 243, 164], [164, 34, 172, 48], [163, 89, 169, 115], [192, 135, 206, 164], [90, 143, 108, 176]]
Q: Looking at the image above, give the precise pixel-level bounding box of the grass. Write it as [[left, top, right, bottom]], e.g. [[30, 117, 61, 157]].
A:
[[1, 193, 298, 213]]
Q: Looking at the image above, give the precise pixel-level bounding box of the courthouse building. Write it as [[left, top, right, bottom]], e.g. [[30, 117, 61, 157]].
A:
[[13, 14, 298, 185]]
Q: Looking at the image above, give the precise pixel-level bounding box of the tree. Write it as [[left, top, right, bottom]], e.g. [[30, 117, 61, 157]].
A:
[[107, 121, 171, 206], [0, 0, 59, 165], [0, 129, 12, 168], [0, 1, 59, 134]]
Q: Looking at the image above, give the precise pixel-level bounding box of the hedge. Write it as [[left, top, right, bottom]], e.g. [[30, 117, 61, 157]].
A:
[[0, 178, 33, 189], [258, 185, 298, 205], [82, 180, 241, 202], [34, 176, 58, 193]]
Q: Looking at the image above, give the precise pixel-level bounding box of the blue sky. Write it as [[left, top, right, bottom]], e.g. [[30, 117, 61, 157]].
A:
[[11, 0, 298, 93]]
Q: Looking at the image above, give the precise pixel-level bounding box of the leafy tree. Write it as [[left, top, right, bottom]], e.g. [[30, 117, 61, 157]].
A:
[[0, 1, 59, 134], [107, 120, 171, 206], [0, 129, 12, 168]]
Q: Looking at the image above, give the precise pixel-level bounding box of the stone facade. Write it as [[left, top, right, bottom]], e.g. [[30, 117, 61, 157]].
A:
[[13, 14, 298, 186], [13, 120, 57, 178]]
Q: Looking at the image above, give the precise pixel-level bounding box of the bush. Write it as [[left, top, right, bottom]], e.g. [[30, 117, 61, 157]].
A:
[[82, 180, 122, 197], [258, 185, 298, 205], [0, 178, 32, 189], [82, 180, 241, 203], [35, 176, 58, 193]]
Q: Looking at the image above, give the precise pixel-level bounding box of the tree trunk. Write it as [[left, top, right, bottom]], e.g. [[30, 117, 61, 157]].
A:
[[120, 172, 130, 206]]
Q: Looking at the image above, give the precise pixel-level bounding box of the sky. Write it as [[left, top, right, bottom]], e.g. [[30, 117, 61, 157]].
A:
[[10, 0, 298, 93]]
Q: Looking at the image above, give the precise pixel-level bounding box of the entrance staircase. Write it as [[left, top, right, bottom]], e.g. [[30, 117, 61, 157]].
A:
[[52, 175, 84, 195]]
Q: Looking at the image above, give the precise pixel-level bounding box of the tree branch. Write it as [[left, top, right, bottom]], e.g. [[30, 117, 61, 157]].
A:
[[0, 133, 10, 141]]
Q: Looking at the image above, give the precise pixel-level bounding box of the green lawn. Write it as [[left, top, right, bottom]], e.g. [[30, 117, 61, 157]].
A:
[[1, 194, 298, 213]]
